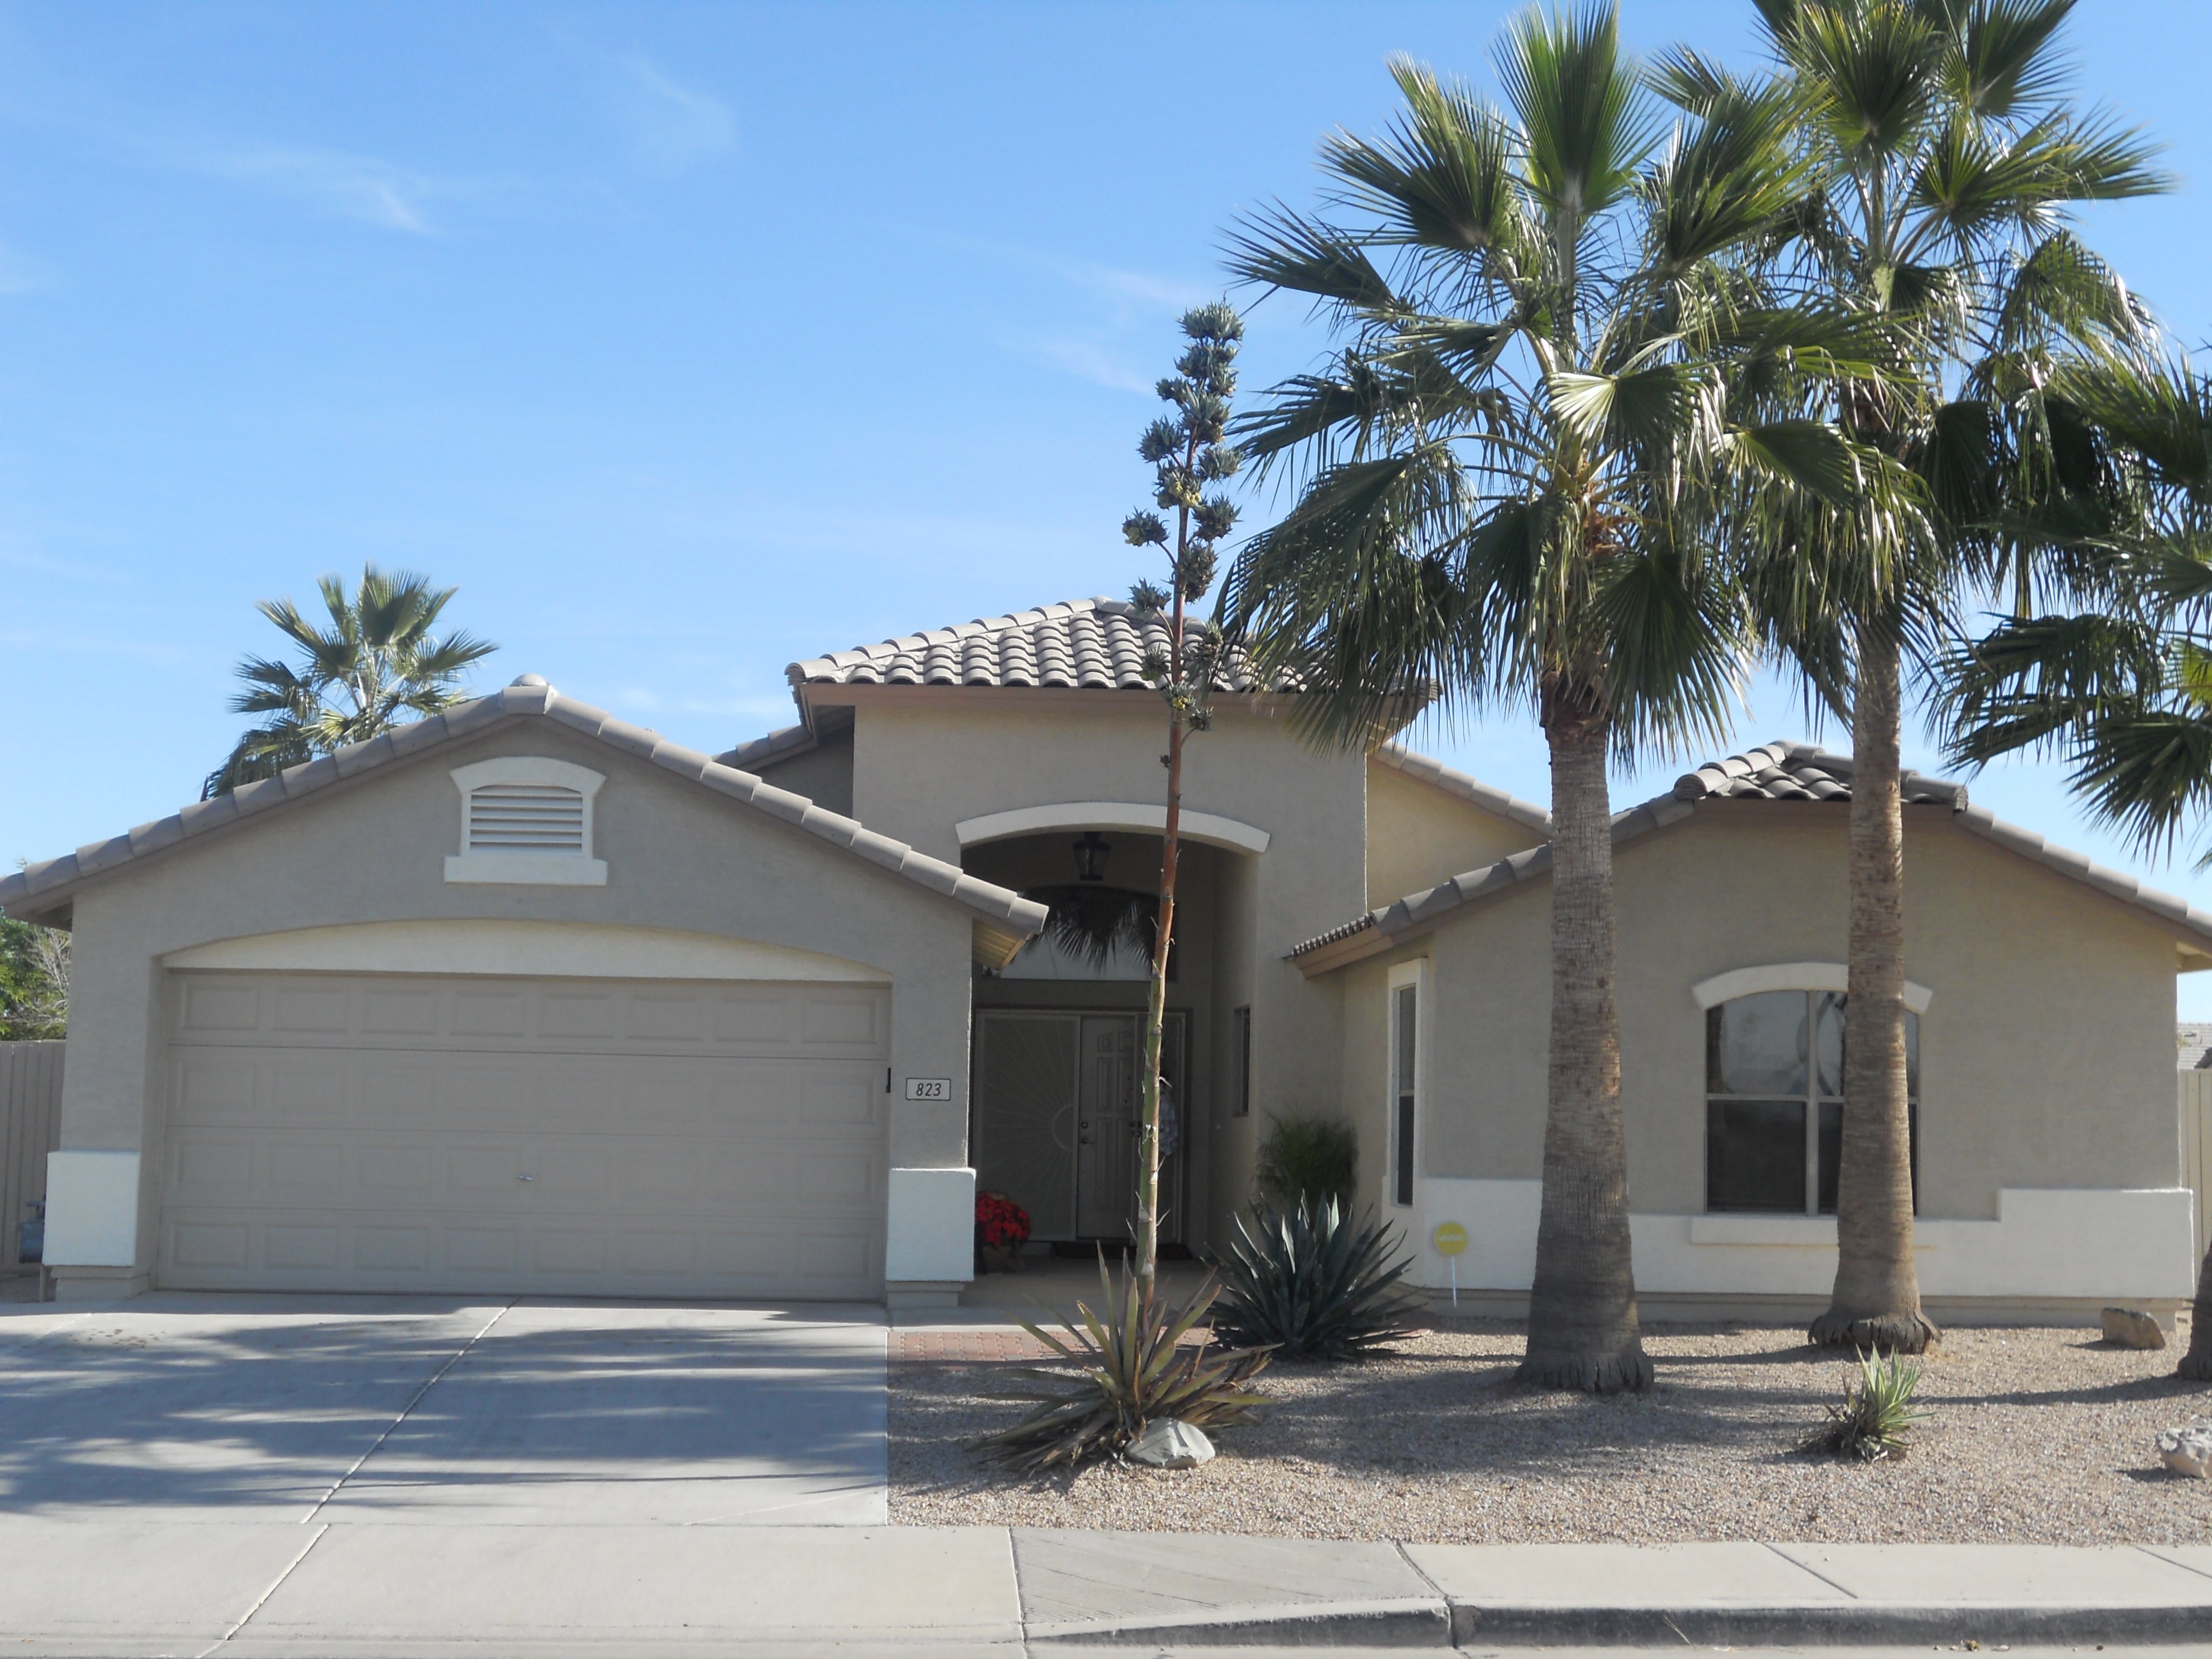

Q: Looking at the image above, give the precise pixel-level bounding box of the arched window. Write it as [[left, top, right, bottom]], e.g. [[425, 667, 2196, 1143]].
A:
[[1703, 988, 1919, 1215], [444, 757, 608, 885]]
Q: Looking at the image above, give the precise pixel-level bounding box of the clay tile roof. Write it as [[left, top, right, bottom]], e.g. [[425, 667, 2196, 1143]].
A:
[[1288, 737, 2212, 973], [787, 597, 1285, 695], [1672, 741, 1963, 808]]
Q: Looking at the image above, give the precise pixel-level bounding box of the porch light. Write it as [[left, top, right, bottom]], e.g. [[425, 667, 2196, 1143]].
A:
[[1073, 831, 1112, 883]]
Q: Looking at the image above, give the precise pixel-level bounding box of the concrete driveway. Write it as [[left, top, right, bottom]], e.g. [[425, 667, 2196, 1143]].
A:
[[0, 1293, 888, 1525]]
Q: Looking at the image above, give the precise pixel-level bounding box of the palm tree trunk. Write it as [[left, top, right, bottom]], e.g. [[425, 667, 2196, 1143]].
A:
[[2178, 1240, 2212, 1381], [1517, 700, 1652, 1393], [1812, 628, 1938, 1353]]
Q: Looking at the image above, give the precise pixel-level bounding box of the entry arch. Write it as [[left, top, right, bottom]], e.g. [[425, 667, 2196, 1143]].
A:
[[955, 802, 1270, 856]]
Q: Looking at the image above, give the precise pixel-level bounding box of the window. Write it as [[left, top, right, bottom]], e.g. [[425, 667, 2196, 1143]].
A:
[[1231, 1005, 1253, 1118], [444, 757, 608, 886], [1387, 967, 1422, 1208], [1704, 989, 1918, 1214]]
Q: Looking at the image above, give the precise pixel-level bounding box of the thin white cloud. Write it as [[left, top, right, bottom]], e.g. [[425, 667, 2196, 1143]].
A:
[[0, 541, 123, 585], [1006, 334, 1156, 393], [183, 145, 473, 234], [610, 54, 737, 175]]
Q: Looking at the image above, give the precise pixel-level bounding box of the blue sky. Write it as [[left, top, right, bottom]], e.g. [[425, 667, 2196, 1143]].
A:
[[6, 1, 2212, 1008]]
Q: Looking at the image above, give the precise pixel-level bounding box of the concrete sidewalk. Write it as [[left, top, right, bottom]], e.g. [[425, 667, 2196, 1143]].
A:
[[6, 1522, 2212, 1655]]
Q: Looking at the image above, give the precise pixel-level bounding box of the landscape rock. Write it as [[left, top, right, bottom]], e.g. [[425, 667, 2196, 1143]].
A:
[[2100, 1306, 2167, 1349], [1126, 1418, 1214, 1469], [2158, 1424, 2212, 1478]]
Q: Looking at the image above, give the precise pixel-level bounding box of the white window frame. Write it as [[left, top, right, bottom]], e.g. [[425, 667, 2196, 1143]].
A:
[[1386, 960, 1428, 1210], [444, 757, 608, 886]]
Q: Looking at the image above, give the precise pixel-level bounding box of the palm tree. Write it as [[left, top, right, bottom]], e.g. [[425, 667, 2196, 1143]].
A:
[[1218, 6, 1889, 1392], [205, 565, 498, 797], [1942, 347, 2212, 1380], [1720, 0, 2167, 1353]]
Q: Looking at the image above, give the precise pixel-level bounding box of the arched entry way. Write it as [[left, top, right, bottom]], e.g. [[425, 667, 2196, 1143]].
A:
[[961, 825, 1256, 1254]]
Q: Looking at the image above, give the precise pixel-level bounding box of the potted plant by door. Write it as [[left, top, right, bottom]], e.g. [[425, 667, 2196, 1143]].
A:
[[975, 1192, 1030, 1274]]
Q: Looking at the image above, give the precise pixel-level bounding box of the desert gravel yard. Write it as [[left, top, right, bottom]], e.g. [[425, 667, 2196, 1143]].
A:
[[890, 1318, 2212, 1546]]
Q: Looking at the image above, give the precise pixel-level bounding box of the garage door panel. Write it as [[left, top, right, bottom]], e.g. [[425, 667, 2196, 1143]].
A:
[[159, 971, 888, 1297], [171, 1139, 253, 1196], [180, 980, 262, 1035], [357, 1226, 430, 1271], [267, 1142, 347, 1196], [452, 989, 529, 1037], [359, 1146, 436, 1196], [264, 1223, 341, 1270]]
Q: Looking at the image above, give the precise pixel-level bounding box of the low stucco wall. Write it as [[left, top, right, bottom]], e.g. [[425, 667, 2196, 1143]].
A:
[[1334, 800, 2195, 1305], [47, 714, 985, 1291]]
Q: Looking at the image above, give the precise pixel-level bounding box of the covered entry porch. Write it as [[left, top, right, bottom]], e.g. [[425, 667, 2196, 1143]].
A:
[[961, 814, 1261, 1258]]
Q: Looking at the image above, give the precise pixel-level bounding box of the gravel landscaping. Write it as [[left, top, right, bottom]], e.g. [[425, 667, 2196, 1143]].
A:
[[890, 1317, 2212, 1545]]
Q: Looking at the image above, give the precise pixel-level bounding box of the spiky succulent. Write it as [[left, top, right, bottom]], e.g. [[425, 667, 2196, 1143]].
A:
[[969, 1258, 1270, 1473], [1210, 1196, 1423, 1362]]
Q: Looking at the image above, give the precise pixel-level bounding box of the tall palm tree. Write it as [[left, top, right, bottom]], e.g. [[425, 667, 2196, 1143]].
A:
[[1718, 0, 2167, 1353], [1218, 6, 1889, 1392], [205, 565, 497, 797], [1942, 347, 2212, 1380]]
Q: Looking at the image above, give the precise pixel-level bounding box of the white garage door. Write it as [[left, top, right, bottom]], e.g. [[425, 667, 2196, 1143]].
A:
[[158, 971, 888, 1298]]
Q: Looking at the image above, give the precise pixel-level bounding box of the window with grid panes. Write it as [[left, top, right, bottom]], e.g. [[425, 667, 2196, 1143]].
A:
[[1704, 990, 1918, 1214]]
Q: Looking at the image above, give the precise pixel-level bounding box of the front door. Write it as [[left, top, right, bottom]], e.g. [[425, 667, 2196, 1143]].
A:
[[974, 1009, 1186, 1245], [1076, 1016, 1139, 1238]]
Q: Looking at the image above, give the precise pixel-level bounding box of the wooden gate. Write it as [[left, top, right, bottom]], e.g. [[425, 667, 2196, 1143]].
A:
[[0, 1041, 64, 1272], [2184, 1069, 2212, 1261]]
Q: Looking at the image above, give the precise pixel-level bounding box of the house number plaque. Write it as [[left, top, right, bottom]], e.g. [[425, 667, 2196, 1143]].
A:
[[903, 1078, 952, 1101]]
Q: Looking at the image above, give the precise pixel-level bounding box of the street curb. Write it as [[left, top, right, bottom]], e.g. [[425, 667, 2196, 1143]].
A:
[[1451, 1610, 2212, 1655], [1454, 1600, 2212, 1648], [1024, 1596, 2212, 1649], [1027, 1597, 1453, 1647]]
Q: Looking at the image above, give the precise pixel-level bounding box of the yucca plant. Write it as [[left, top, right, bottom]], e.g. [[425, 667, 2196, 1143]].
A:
[[1211, 1197, 1423, 1362], [969, 1258, 1270, 1473], [1804, 1346, 1928, 1462]]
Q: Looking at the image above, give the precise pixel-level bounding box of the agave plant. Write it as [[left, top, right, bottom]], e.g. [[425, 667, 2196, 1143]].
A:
[[1210, 1197, 1422, 1362], [969, 1258, 1270, 1473], [1804, 1347, 1928, 1463]]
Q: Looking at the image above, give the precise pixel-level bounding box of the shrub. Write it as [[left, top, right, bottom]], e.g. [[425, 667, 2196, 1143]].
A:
[[970, 1258, 1269, 1472], [1210, 1197, 1422, 1361], [1253, 1113, 1357, 1211], [1804, 1348, 1928, 1462], [975, 1191, 1030, 1249]]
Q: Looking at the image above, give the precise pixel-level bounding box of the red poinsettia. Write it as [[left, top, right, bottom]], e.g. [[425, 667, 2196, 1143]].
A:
[[975, 1191, 1031, 1249]]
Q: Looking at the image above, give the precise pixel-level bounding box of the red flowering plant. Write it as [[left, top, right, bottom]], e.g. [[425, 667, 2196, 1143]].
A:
[[975, 1191, 1031, 1250]]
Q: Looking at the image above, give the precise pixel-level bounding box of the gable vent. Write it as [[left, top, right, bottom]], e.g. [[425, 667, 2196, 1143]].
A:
[[467, 784, 586, 853]]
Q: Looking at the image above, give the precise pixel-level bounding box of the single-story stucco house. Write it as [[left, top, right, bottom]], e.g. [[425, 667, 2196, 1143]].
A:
[[4, 596, 2205, 1317]]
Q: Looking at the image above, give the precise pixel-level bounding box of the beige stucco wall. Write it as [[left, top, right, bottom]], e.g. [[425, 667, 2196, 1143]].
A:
[[843, 689, 1369, 1243], [752, 727, 854, 816], [51, 714, 985, 1280], [1335, 801, 2184, 1217], [1364, 761, 1547, 910]]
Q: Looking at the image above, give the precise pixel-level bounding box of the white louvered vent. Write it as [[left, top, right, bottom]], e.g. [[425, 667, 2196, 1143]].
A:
[[445, 756, 607, 885], [467, 784, 586, 854]]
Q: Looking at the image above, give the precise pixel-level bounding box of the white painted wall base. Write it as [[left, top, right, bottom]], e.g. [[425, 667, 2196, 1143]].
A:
[[1416, 1178, 2198, 1303], [51, 1265, 152, 1303], [43, 1151, 142, 1269], [886, 1167, 975, 1284]]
